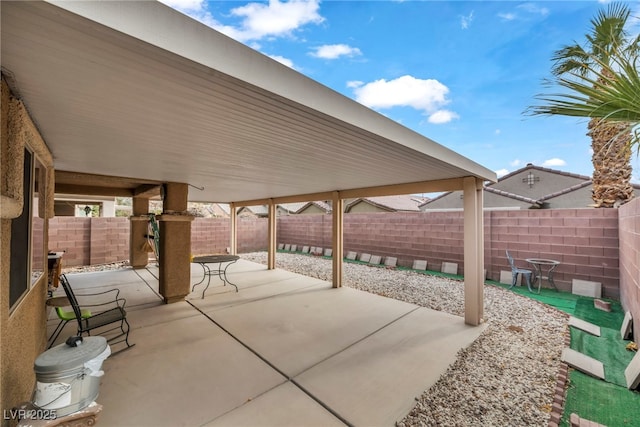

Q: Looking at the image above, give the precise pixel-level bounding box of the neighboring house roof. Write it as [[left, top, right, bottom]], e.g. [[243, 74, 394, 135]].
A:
[[279, 203, 308, 214], [420, 163, 639, 210], [295, 201, 332, 214], [346, 195, 426, 212], [214, 203, 231, 216]]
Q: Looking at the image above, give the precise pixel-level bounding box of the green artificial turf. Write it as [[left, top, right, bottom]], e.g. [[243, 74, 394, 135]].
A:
[[563, 370, 639, 426], [561, 298, 640, 426]]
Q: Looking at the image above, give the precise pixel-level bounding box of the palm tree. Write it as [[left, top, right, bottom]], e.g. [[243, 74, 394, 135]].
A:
[[529, 3, 640, 207], [531, 54, 640, 144]]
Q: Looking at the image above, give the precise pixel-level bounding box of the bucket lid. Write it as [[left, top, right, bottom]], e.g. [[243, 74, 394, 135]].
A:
[[35, 337, 108, 373]]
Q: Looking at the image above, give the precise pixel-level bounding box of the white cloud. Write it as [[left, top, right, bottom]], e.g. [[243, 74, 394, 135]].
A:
[[510, 159, 521, 167], [310, 44, 362, 59], [517, 3, 549, 17], [498, 12, 516, 21], [268, 55, 295, 69], [159, 0, 205, 12], [460, 11, 474, 29], [495, 129, 502, 135], [163, 0, 324, 42], [498, 3, 549, 22], [227, 0, 324, 41], [495, 169, 510, 178], [349, 75, 457, 123], [428, 110, 459, 124], [542, 158, 566, 167]]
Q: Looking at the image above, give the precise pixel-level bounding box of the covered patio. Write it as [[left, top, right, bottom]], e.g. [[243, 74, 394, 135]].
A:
[[49, 260, 484, 426], [3, 1, 497, 419], [2, 0, 495, 323]]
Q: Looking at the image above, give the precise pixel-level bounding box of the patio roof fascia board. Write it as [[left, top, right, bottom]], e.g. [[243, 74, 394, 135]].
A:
[[231, 178, 468, 208], [46, 0, 497, 185], [339, 178, 467, 199]]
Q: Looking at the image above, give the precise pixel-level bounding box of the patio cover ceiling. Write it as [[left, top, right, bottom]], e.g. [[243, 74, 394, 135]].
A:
[[2, 1, 496, 204]]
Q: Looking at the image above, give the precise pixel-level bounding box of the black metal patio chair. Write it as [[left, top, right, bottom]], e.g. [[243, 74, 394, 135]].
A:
[[59, 274, 134, 349]]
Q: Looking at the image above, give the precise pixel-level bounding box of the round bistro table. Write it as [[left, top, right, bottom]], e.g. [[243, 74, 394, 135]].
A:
[[525, 258, 560, 294], [191, 255, 240, 299]]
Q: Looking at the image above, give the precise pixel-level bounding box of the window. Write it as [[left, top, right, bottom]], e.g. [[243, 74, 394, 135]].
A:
[[9, 147, 45, 311]]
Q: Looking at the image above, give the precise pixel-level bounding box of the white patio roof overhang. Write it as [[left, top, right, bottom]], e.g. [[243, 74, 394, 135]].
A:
[[2, 0, 496, 325]]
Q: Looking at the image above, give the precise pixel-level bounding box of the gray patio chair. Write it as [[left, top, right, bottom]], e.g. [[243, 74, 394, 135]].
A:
[[506, 250, 533, 291]]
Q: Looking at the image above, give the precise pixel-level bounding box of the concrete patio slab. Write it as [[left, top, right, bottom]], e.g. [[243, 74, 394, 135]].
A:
[[56, 268, 163, 310], [295, 308, 486, 426], [99, 312, 287, 426], [206, 285, 417, 377], [188, 264, 330, 312], [204, 382, 345, 427], [52, 260, 485, 426]]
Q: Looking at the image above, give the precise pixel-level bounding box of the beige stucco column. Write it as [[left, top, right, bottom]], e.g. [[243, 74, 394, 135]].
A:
[[332, 191, 344, 288], [158, 183, 193, 304], [463, 176, 484, 325], [129, 197, 149, 268], [267, 200, 276, 269]]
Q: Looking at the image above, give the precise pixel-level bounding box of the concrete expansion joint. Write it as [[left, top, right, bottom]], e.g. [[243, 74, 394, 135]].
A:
[[185, 299, 355, 426]]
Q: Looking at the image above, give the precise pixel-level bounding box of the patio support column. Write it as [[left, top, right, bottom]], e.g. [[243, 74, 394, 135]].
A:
[[129, 196, 149, 268], [463, 176, 484, 326], [332, 191, 344, 288], [268, 200, 276, 269], [230, 202, 237, 255], [158, 183, 193, 304]]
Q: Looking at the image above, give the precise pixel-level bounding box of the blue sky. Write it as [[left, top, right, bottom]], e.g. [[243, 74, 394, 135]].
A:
[[160, 0, 640, 182]]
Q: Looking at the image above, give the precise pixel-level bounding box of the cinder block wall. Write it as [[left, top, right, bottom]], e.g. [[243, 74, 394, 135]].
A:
[[277, 214, 332, 250], [191, 217, 268, 254], [191, 217, 230, 255], [619, 198, 639, 342], [48, 217, 92, 266], [276, 209, 621, 298], [89, 217, 129, 264], [50, 217, 269, 266], [488, 209, 619, 298], [237, 217, 269, 253], [48, 209, 622, 299]]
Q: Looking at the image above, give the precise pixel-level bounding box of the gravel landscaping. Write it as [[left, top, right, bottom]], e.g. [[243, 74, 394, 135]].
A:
[[241, 252, 568, 427]]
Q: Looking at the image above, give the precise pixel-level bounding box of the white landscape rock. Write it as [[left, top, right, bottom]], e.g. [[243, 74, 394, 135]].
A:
[[241, 252, 566, 427]]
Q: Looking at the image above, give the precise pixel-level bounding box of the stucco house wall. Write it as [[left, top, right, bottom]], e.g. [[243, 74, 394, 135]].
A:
[[543, 185, 595, 209], [297, 204, 328, 215], [492, 167, 585, 199], [424, 190, 534, 210], [422, 165, 640, 210], [1, 77, 55, 423]]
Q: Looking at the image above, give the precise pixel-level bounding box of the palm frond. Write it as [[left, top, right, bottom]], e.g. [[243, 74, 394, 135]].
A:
[[528, 49, 640, 148]]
